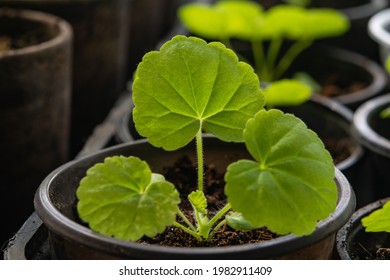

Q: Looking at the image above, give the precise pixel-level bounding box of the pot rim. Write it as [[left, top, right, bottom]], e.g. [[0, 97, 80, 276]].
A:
[[341, 0, 388, 21], [309, 93, 364, 171], [336, 197, 390, 260], [35, 138, 356, 259], [0, 8, 72, 57], [352, 94, 390, 157], [368, 8, 390, 48], [321, 47, 387, 106]]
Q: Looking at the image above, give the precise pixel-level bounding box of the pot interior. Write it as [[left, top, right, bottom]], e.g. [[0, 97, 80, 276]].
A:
[[47, 138, 251, 222], [340, 198, 390, 260], [368, 101, 390, 140], [0, 13, 58, 50], [288, 48, 373, 93]]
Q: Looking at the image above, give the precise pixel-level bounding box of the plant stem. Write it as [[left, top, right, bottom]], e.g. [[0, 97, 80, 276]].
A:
[[196, 128, 204, 192], [273, 38, 312, 80], [209, 219, 227, 239], [173, 221, 199, 239], [251, 40, 267, 80], [207, 203, 232, 229], [266, 36, 283, 80], [177, 208, 197, 231]]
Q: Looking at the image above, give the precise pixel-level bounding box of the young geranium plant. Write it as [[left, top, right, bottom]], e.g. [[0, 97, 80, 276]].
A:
[[178, 1, 349, 82], [178, 0, 349, 82], [362, 202, 390, 234], [76, 35, 337, 242]]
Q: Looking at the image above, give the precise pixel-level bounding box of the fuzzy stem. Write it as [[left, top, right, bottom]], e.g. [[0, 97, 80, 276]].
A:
[[196, 128, 204, 192], [209, 219, 227, 239], [251, 40, 267, 80], [207, 203, 232, 229], [273, 38, 313, 80], [266, 36, 283, 81], [177, 208, 196, 231], [173, 221, 199, 239]]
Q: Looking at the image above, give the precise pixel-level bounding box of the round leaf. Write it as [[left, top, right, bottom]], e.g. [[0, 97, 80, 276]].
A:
[[226, 212, 257, 231], [257, 5, 348, 40], [362, 201, 390, 233], [225, 109, 337, 236], [77, 156, 180, 241], [303, 9, 349, 39], [178, 1, 264, 41], [132, 35, 264, 150], [263, 79, 312, 108]]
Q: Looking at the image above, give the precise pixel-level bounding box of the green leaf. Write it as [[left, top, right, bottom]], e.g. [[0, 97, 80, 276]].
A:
[[257, 5, 348, 40], [178, 1, 264, 41], [293, 72, 322, 92], [188, 190, 208, 215], [263, 79, 312, 108], [303, 9, 350, 39], [226, 212, 257, 231], [225, 109, 337, 236], [76, 156, 180, 241], [380, 107, 390, 119], [362, 201, 390, 233], [386, 55, 390, 74], [132, 35, 264, 151], [258, 5, 307, 40]]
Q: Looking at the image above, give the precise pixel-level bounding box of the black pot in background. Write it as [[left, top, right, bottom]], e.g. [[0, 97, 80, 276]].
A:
[[336, 197, 390, 260], [288, 46, 388, 111], [0, 8, 72, 246], [368, 8, 390, 68], [256, 0, 390, 60], [127, 0, 178, 76], [34, 137, 355, 259], [0, 0, 132, 156], [352, 94, 390, 202]]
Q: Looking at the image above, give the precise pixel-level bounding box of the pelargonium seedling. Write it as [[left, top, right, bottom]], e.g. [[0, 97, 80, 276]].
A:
[[76, 35, 337, 242], [379, 56, 390, 119], [362, 201, 390, 234], [178, 1, 349, 82]]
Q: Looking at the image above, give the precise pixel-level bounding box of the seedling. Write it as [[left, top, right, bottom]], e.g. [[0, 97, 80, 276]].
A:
[[362, 202, 390, 233], [360, 57, 390, 232], [380, 56, 390, 118], [178, 0, 349, 82], [76, 36, 337, 242]]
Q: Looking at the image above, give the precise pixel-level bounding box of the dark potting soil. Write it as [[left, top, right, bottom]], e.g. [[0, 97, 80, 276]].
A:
[[319, 77, 367, 98], [323, 137, 352, 165], [138, 155, 280, 247], [348, 241, 390, 260], [138, 137, 349, 247]]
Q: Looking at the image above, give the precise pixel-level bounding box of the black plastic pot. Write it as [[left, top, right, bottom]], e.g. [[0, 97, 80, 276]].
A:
[[0, 8, 72, 246], [336, 197, 390, 260], [257, 0, 390, 60], [127, 0, 186, 75], [352, 94, 390, 202], [368, 8, 390, 67], [0, 0, 132, 156], [34, 137, 355, 259], [288, 46, 387, 111]]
